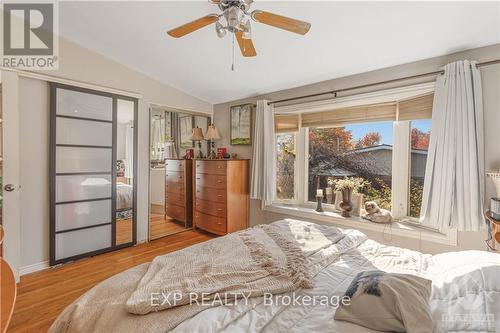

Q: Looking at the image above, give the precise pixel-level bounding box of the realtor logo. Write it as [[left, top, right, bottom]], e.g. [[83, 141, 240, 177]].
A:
[[2, 2, 59, 69]]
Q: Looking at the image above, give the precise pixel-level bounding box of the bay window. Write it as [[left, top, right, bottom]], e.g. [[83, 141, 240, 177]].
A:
[[273, 86, 434, 221]]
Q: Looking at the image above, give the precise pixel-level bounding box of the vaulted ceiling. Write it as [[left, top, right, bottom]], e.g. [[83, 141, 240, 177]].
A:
[[59, 1, 500, 104]]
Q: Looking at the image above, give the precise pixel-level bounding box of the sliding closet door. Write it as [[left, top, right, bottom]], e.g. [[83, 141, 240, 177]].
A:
[[49, 84, 136, 265]]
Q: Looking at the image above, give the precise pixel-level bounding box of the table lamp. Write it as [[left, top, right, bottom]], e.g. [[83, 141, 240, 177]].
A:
[[205, 124, 222, 159], [191, 127, 205, 159]]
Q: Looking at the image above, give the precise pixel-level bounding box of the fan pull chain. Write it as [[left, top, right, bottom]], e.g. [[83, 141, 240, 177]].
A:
[[231, 32, 235, 71]]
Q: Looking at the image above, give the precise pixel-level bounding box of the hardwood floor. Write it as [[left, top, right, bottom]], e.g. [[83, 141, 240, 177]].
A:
[[116, 218, 133, 245], [8, 230, 214, 333], [149, 213, 188, 240]]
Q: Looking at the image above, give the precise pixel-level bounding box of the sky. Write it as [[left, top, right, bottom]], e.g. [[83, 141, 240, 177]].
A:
[[345, 119, 431, 145]]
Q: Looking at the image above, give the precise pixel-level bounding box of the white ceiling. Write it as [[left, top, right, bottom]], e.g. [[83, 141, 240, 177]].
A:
[[59, 1, 500, 104]]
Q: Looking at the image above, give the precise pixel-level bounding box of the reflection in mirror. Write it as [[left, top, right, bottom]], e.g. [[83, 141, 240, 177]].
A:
[[115, 99, 135, 245], [149, 107, 210, 240]]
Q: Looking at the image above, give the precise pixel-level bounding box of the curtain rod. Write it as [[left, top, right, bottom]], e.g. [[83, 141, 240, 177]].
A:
[[268, 59, 500, 106]]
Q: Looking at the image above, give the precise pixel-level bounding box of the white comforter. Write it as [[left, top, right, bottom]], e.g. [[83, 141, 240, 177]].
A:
[[117, 182, 133, 210], [50, 219, 500, 333], [171, 220, 500, 333]]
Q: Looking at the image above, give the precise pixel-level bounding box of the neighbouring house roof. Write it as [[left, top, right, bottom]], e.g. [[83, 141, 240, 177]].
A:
[[310, 144, 428, 177]]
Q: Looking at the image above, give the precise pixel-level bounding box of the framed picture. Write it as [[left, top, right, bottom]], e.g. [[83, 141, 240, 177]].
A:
[[179, 115, 193, 149], [230, 104, 252, 145]]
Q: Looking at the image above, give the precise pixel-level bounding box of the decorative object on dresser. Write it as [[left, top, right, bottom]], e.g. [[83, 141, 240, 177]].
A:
[[191, 127, 205, 158], [193, 159, 249, 235], [205, 124, 222, 159], [165, 159, 193, 228], [230, 104, 252, 145]]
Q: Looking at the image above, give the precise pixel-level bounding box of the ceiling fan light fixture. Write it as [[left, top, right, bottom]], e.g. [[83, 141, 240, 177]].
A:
[[215, 21, 226, 38], [226, 6, 243, 28], [242, 20, 252, 39]]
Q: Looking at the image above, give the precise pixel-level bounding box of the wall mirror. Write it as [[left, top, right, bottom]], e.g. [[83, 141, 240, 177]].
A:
[[149, 106, 210, 240]]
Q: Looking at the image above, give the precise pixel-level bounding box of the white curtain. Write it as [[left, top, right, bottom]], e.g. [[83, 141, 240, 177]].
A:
[[250, 100, 276, 205], [125, 124, 134, 180], [420, 60, 484, 232]]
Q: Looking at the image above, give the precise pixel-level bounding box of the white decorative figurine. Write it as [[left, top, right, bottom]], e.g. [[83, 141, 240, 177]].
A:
[[362, 201, 393, 224]]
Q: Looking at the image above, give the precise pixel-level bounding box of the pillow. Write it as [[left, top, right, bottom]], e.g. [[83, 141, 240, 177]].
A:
[[334, 270, 432, 333]]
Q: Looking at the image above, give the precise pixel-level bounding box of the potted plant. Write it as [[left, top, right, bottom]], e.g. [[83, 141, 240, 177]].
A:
[[331, 177, 369, 217]]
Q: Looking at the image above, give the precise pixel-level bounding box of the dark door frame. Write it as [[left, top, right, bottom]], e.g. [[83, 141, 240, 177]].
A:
[[49, 82, 138, 266]]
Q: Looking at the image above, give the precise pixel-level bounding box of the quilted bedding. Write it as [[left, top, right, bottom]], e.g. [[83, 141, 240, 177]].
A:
[[49, 219, 500, 333]]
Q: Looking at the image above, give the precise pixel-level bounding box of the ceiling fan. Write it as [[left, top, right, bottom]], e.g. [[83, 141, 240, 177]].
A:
[[166, 0, 311, 58]]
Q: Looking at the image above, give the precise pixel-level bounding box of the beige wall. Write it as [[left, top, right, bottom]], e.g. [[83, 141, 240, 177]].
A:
[[14, 36, 212, 270], [213, 43, 500, 254]]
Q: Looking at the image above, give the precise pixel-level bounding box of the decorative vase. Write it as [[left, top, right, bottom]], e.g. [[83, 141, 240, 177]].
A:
[[339, 188, 353, 217]]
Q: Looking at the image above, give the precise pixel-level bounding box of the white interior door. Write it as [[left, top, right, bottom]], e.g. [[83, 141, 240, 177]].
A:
[[1, 70, 21, 282]]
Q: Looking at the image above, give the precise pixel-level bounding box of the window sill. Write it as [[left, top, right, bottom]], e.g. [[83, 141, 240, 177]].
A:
[[263, 203, 457, 246]]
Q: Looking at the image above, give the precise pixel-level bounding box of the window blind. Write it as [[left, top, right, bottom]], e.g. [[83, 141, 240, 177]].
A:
[[301, 102, 397, 128], [274, 93, 434, 131], [275, 114, 300, 133], [397, 93, 434, 121]]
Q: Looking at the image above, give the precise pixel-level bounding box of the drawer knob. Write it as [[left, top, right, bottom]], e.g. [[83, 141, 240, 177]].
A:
[[217, 222, 222, 225], [217, 195, 222, 197], [217, 180, 222, 183], [196, 177, 200, 180], [217, 166, 222, 169]]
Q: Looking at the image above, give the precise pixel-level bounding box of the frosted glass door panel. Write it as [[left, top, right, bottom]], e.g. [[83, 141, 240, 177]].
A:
[[56, 117, 112, 146], [56, 88, 112, 121], [55, 225, 111, 260], [56, 174, 112, 202], [56, 146, 112, 173], [55, 199, 111, 232]]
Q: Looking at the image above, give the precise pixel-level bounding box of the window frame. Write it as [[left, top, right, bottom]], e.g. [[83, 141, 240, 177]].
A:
[[272, 82, 436, 221], [273, 120, 429, 220]]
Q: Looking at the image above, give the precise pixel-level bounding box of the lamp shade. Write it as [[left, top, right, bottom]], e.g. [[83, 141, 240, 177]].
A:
[[205, 124, 222, 140], [191, 127, 205, 141]]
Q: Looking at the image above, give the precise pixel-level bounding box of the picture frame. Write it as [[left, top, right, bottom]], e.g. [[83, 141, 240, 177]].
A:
[[230, 103, 252, 145], [179, 115, 193, 149]]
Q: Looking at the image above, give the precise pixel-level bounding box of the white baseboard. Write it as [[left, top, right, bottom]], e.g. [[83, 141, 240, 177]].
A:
[[19, 261, 50, 276]]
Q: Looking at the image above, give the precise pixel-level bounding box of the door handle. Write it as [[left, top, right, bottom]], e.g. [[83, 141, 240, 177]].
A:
[[4, 184, 15, 192]]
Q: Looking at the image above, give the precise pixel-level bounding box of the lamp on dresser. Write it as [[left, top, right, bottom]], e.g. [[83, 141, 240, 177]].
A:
[[191, 127, 205, 159], [205, 124, 222, 159]]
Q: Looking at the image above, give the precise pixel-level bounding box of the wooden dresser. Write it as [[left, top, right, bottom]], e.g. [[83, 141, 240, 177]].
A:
[[193, 159, 249, 235], [165, 159, 193, 228]]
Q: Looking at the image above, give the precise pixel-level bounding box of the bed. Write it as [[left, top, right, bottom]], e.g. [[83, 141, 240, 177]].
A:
[[49, 219, 499, 333], [116, 182, 133, 220]]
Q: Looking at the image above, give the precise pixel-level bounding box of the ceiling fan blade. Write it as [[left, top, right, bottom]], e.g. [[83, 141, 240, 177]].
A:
[[235, 31, 257, 57], [167, 14, 219, 38], [251, 10, 311, 35]]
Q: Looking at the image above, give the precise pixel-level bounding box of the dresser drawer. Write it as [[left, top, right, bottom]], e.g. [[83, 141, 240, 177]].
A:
[[166, 203, 185, 222], [165, 160, 185, 172], [195, 161, 226, 175], [166, 192, 185, 207], [194, 174, 226, 189], [195, 199, 226, 217], [166, 182, 184, 194], [195, 211, 226, 235], [165, 171, 184, 183], [195, 186, 226, 202]]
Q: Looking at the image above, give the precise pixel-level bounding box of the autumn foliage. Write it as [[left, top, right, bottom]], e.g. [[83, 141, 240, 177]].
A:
[[411, 128, 430, 150]]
